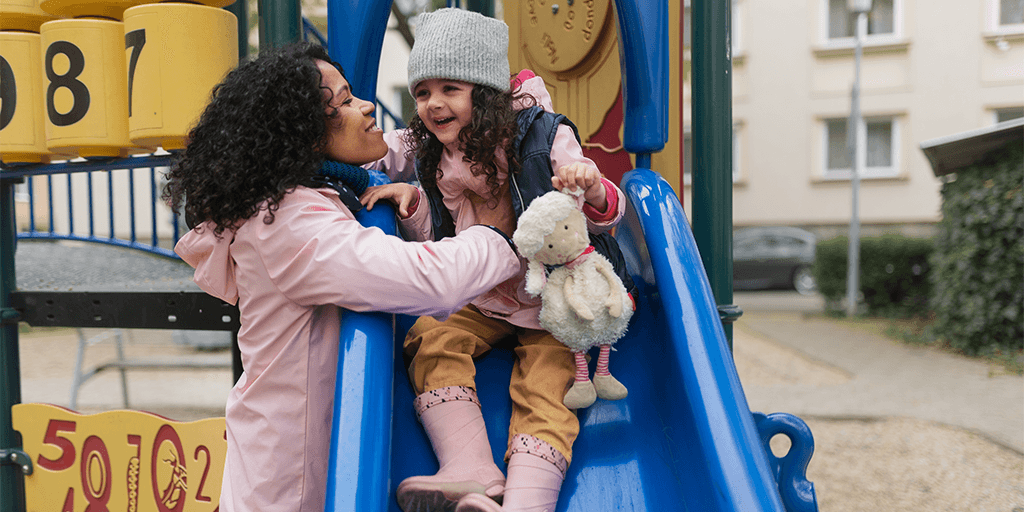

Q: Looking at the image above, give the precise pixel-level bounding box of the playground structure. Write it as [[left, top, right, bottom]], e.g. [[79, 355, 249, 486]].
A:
[[0, 1, 819, 511]]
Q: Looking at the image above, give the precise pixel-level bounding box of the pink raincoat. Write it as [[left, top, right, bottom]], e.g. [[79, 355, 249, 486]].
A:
[[175, 185, 520, 512]]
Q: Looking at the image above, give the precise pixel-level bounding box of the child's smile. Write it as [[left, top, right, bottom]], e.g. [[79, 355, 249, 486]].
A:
[[414, 78, 474, 148]]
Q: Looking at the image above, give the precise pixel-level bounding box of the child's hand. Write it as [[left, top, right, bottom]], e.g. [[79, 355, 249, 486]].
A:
[[360, 183, 420, 218], [552, 162, 607, 211]]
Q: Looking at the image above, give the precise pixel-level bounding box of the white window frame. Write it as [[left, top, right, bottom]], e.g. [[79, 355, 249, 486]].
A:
[[820, 0, 904, 46], [988, 0, 1024, 34], [821, 115, 901, 180]]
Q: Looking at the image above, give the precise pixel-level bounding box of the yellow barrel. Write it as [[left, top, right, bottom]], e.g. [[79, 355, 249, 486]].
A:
[[123, 3, 237, 151], [0, 31, 53, 163], [39, 17, 131, 158], [0, 0, 57, 32], [38, 0, 140, 21]]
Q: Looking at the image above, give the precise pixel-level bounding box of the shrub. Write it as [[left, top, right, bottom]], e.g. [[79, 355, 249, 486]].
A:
[[930, 143, 1023, 356], [815, 234, 933, 317]]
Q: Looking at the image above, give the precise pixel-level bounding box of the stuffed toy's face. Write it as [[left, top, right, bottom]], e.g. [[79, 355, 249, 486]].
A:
[[531, 209, 590, 266]]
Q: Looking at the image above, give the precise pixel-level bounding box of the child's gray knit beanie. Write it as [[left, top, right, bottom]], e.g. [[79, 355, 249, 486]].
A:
[[408, 8, 510, 94]]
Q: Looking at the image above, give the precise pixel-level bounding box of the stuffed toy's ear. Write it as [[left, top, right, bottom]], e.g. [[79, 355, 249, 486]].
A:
[[524, 259, 547, 296]]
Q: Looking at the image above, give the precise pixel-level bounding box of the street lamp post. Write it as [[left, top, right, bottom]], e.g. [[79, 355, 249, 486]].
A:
[[846, 0, 871, 317]]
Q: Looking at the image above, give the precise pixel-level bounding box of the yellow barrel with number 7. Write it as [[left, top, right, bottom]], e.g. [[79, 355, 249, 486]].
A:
[[0, 31, 52, 163], [39, 17, 131, 158], [123, 3, 237, 151]]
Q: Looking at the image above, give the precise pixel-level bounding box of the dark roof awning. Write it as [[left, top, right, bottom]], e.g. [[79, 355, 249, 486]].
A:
[[919, 118, 1023, 177]]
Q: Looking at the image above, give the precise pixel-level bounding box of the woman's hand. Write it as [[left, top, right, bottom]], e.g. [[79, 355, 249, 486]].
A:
[[360, 183, 420, 218], [552, 162, 608, 212]]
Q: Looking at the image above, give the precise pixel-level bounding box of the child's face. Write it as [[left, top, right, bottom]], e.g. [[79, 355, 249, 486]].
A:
[[413, 78, 474, 148], [317, 60, 387, 165]]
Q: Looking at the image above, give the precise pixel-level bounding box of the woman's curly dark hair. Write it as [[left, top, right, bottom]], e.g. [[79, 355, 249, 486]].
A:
[[403, 83, 536, 201], [163, 42, 343, 235]]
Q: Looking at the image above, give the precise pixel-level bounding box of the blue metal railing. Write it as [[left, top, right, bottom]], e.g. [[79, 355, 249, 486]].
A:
[[6, 155, 179, 259]]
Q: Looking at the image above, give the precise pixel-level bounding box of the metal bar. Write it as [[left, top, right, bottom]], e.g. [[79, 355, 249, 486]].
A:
[[66, 173, 74, 234], [27, 177, 35, 235], [0, 176, 25, 512], [846, 10, 866, 317], [46, 175, 54, 234], [87, 171, 95, 237], [691, 0, 736, 348], [258, 0, 302, 51], [0, 155, 174, 178], [108, 171, 115, 238], [129, 169, 137, 243], [150, 168, 158, 248], [11, 291, 240, 330]]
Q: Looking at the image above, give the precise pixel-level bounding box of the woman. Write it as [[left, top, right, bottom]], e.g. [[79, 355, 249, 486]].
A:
[[164, 42, 521, 512]]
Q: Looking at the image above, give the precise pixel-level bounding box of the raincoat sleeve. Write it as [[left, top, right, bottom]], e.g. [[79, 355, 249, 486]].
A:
[[256, 188, 519, 319]]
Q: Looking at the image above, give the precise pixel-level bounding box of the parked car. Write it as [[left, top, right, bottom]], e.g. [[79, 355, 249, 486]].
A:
[[733, 226, 817, 295]]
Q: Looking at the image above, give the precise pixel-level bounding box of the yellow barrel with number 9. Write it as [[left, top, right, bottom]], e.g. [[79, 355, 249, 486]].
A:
[[0, 31, 52, 163], [39, 18, 131, 158], [123, 3, 238, 151]]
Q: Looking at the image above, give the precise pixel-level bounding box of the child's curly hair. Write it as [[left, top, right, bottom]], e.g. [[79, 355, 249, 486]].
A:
[[403, 83, 536, 202], [163, 42, 343, 236]]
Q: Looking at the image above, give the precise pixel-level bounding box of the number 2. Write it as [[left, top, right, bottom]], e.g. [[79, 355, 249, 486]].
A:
[[124, 29, 145, 117]]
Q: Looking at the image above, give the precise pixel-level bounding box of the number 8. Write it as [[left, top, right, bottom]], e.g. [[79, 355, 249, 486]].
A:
[[45, 40, 90, 126]]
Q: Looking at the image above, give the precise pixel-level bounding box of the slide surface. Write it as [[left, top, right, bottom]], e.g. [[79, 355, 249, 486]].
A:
[[325, 169, 810, 511]]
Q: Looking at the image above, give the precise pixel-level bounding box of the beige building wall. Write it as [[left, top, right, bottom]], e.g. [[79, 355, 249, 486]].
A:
[[686, 0, 1023, 236]]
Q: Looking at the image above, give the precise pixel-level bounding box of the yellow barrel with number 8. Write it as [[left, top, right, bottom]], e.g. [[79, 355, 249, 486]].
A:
[[39, 18, 131, 158], [123, 3, 237, 151], [0, 31, 52, 163]]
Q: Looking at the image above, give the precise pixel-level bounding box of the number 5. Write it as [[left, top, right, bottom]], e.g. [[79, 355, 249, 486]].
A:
[[37, 419, 76, 472]]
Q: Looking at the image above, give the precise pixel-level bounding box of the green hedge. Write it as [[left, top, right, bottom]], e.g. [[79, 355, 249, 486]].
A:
[[815, 234, 933, 317], [930, 143, 1023, 356]]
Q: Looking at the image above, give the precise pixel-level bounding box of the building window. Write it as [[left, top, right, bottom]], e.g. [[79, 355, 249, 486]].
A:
[[823, 116, 899, 179], [826, 0, 897, 40], [1000, 0, 1024, 26], [683, 126, 741, 184], [994, 106, 1024, 123]]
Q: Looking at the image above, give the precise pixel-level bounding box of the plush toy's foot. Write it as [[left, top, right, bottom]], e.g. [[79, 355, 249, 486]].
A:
[[563, 380, 596, 409], [594, 374, 628, 401]]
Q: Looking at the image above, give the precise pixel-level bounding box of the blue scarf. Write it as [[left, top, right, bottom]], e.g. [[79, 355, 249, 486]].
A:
[[310, 159, 371, 213]]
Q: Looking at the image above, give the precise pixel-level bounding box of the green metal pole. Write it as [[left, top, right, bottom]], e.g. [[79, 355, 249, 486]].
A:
[[258, 0, 302, 51], [225, 0, 250, 61], [465, 0, 494, 17], [691, 0, 738, 348], [1, 176, 25, 512]]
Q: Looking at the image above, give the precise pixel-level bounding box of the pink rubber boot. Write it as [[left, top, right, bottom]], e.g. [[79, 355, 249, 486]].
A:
[[453, 434, 567, 512], [397, 386, 506, 512]]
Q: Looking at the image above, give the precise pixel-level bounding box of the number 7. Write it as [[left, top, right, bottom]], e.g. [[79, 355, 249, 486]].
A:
[[125, 29, 146, 117]]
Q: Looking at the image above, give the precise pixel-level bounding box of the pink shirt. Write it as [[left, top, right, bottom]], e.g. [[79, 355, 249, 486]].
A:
[[175, 186, 521, 512]]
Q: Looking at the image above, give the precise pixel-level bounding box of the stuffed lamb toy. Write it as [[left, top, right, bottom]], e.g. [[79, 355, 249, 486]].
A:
[[513, 190, 633, 409]]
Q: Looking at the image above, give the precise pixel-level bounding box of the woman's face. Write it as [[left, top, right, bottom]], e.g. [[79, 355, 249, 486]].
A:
[[413, 78, 474, 149], [317, 60, 387, 165]]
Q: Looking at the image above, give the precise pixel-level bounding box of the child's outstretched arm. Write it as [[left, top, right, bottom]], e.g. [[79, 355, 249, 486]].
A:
[[360, 183, 420, 218]]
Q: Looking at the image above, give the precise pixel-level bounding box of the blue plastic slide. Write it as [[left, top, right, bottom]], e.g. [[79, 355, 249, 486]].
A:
[[322, 168, 817, 512]]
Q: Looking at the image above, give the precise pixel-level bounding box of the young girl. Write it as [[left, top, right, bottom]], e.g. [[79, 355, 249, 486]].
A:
[[362, 8, 629, 512], [165, 42, 523, 512]]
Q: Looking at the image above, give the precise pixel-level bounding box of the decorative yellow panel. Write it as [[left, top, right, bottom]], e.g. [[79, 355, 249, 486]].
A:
[[0, 31, 52, 164], [13, 403, 226, 512], [0, 0, 56, 32], [40, 18, 131, 158], [507, 0, 621, 142], [123, 3, 238, 151]]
